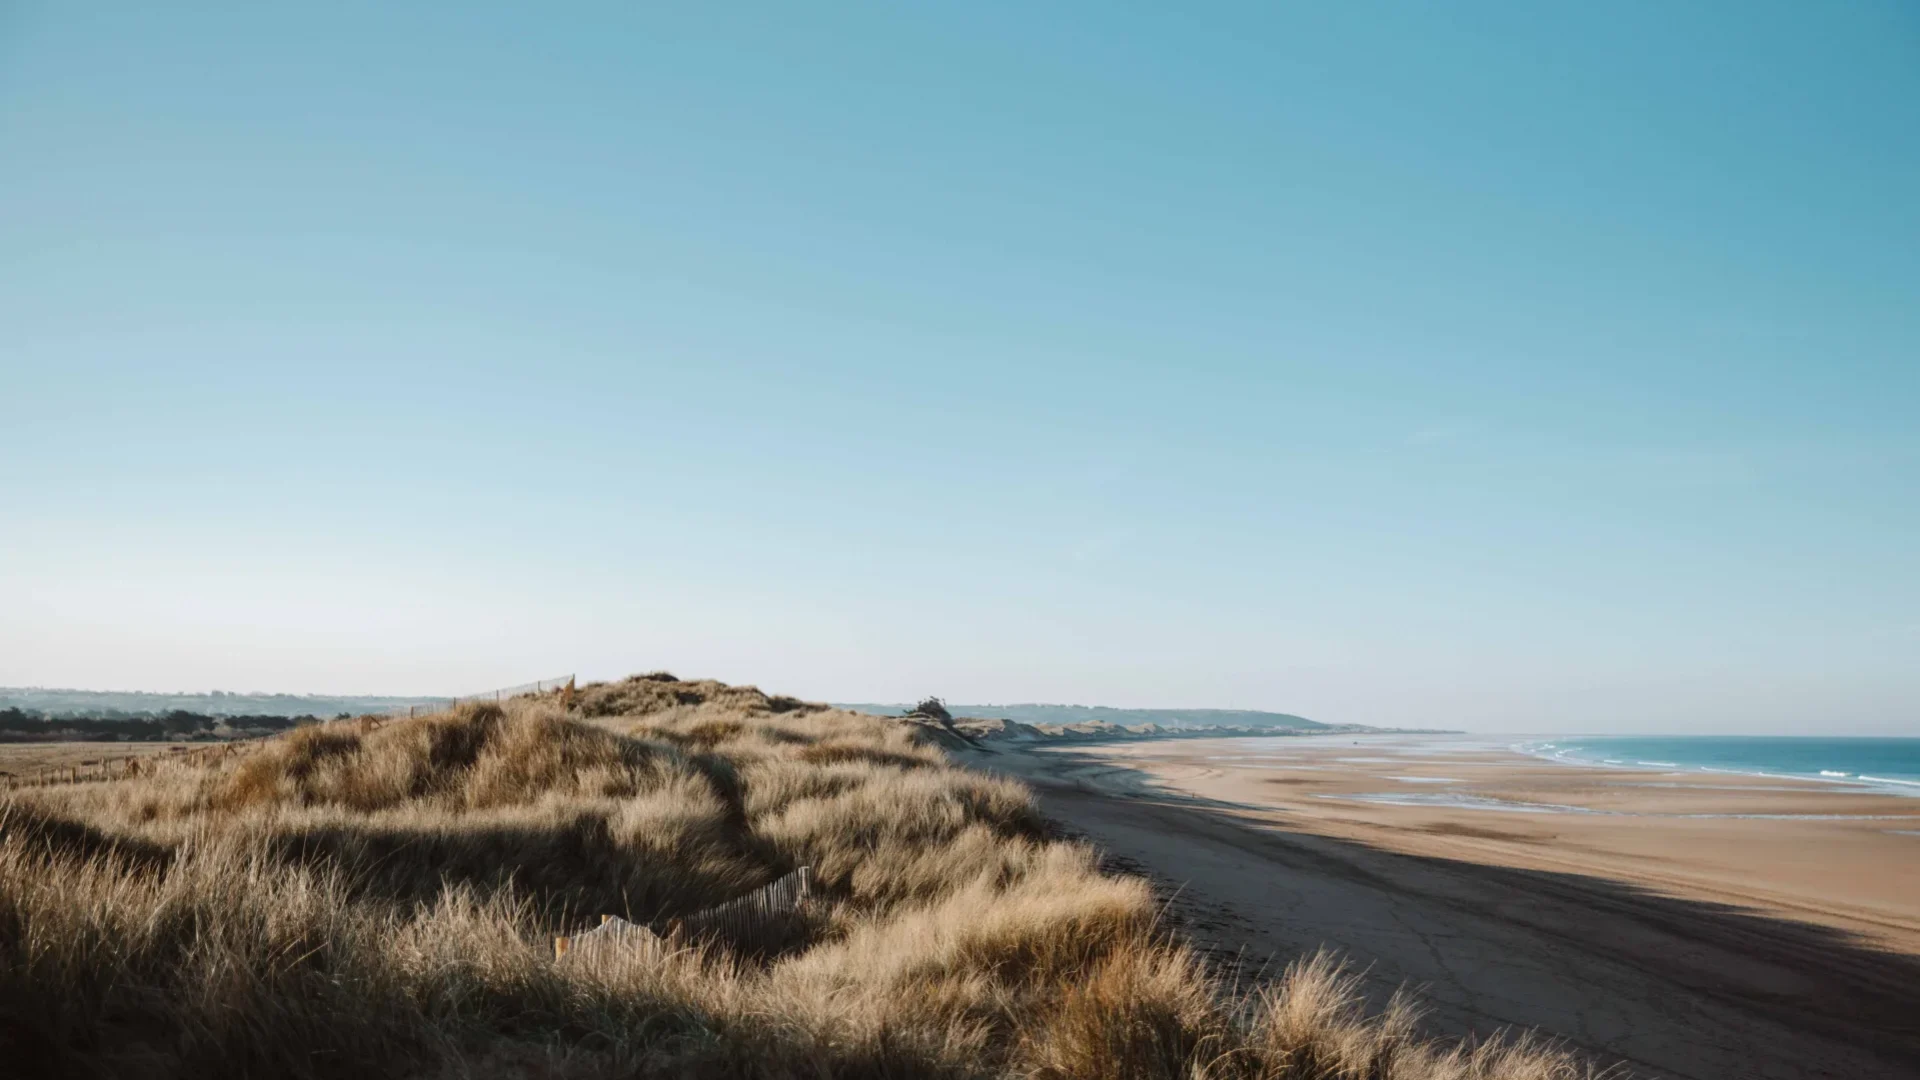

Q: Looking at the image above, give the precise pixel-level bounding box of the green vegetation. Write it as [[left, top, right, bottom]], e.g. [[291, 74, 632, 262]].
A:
[[0, 707, 319, 742]]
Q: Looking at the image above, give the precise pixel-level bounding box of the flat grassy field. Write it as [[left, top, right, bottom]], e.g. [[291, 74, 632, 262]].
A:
[[0, 739, 190, 778]]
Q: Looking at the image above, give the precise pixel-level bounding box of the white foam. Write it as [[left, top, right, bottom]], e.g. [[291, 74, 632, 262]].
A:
[[1315, 793, 1605, 815], [1606, 782, 1841, 793], [1860, 775, 1920, 789], [1314, 794, 1920, 822], [1676, 813, 1920, 821], [1523, 747, 1920, 798]]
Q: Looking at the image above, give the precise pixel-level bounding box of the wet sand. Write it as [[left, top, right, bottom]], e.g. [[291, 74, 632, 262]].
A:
[[972, 735, 1920, 1080]]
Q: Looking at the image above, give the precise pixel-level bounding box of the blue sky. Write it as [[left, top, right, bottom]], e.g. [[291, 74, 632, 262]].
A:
[[3, 2, 1916, 733]]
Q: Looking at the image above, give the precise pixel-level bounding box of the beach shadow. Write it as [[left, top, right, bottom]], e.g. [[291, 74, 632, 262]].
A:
[[259, 818, 784, 928], [1011, 745, 1281, 815], [0, 800, 172, 876]]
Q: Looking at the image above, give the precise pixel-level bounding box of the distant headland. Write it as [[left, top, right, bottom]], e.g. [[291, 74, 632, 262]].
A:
[[838, 702, 1460, 742]]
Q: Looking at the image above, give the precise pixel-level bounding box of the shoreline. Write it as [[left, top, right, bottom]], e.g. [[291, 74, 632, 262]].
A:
[[966, 734, 1920, 1080], [1509, 736, 1920, 798]]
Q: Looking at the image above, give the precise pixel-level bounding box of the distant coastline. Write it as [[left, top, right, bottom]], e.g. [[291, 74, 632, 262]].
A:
[[0, 686, 450, 719], [840, 702, 1460, 744]]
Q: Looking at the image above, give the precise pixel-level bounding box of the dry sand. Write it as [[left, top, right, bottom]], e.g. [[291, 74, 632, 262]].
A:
[[971, 734, 1920, 1080]]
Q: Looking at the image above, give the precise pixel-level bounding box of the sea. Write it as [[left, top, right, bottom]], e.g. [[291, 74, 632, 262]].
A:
[[1520, 736, 1920, 794]]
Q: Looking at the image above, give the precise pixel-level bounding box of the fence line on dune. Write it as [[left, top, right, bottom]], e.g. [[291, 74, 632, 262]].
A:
[[381, 675, 576, 719], [553, 866, 814, 961], [0, 675, 578, 791], [0, 746, 202, 790], [672, 865, 813, 942]]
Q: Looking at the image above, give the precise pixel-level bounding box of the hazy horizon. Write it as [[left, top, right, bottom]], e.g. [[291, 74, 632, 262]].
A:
[[4, 3, 1917, 735], [5, 679, 1918, 739]]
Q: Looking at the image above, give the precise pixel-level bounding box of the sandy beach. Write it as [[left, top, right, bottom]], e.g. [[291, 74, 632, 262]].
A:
[[972, 734, 1920, 1080]]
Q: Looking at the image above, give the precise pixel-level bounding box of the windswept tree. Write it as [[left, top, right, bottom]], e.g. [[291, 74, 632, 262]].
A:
[[907, 697, 954, 725]]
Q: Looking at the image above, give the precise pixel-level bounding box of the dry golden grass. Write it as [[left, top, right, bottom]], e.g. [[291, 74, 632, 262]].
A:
[[0, 673, 1602, 1079]]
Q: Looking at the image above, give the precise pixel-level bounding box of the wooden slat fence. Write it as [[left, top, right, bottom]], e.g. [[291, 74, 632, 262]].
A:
[[553, 914, 665, 962], [554, 866, 814, 960]]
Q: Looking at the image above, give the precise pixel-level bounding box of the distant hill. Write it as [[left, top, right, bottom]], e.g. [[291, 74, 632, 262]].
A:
[[838, 703, 1328, 730], [0, 687, 449, 719]]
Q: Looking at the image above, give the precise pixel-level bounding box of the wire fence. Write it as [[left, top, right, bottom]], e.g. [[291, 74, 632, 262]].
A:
[[0, 743, 240, 790], [381, 675, 576, 718]]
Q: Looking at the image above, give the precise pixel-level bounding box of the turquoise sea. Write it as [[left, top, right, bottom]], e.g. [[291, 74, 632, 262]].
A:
[[1522, 736, 1920, 792]]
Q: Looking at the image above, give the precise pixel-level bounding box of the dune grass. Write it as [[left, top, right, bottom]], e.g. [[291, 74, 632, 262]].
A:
[[0, 673, 1601, 1078]]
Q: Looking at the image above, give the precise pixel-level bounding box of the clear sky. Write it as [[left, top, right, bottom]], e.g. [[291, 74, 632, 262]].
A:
[[3, 2, 1916, 734]]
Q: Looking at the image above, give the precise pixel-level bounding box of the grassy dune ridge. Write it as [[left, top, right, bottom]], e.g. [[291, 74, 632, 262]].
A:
[[0, 673, 1597, 1078]]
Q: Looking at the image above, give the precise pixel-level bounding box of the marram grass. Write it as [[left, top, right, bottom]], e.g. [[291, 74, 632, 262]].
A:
[[0, 674, 1601, 1078]]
